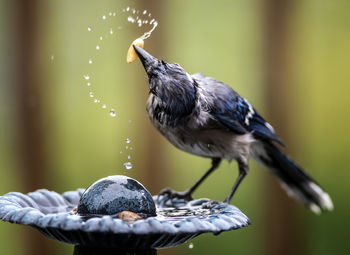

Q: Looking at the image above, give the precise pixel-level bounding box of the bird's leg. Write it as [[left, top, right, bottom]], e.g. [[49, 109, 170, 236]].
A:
[[224, 158, 249, 203], [158, 158, 221, 201]]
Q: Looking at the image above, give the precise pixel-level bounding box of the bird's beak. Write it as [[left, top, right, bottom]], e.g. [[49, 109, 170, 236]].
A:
[[133, 45, 157, 71]]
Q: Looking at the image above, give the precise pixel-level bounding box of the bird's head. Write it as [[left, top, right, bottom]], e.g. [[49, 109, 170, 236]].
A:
[[133, 45, 196, 124]]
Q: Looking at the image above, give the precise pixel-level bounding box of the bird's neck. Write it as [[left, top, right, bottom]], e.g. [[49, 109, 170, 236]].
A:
[[146, 90, 196, 127]]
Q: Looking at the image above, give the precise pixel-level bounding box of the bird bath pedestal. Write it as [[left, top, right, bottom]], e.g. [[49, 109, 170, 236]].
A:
[[0, 175, 250, 254]]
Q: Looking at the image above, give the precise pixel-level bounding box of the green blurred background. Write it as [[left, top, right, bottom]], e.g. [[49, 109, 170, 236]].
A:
[[0, 0, 349, 254]]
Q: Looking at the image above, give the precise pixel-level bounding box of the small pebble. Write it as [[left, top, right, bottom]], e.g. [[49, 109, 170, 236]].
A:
[[118, 211, 142, 223]]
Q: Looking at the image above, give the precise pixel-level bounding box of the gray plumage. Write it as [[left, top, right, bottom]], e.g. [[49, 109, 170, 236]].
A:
[[133, 45, 333, 213]]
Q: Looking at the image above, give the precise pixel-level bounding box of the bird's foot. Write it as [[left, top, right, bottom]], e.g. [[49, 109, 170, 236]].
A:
[[202, 200, 224, 209], [158, 188, 193, 201], [156, 188, 193, 207]]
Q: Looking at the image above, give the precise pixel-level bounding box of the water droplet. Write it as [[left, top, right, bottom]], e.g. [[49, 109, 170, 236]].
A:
[[130, 147, 133, 150], [123, 162, 133, 170], [99, 36, 103, 40], [125, 146, 129, 149], [87, 26, 92, 31], [127, 16, 135, 23], [126, 7, 130, 11], [143, 10, 147, 15], [126, 138, 131, 144], [109, 28, 114, 35], [84, 75, 90, 80], [102, 15, 106, 20], [148, 13, 151, 17], [87, 82, 91, 86], [137, 20, 142, 27], [132, 9, 136, 14], [127, 155, 131, 160], [189, 243, 194, 249], [120, 151, 123, 154], [89, 92, 94, 98], [88, 59, 93, 64], [102, 104, 106, 109], [96, 45, 100, 50], [109, 109, 116, 117], [94, 99, 100, 103], [109, 12, 112, 16], [113, 12, 116, 16], [50, 55, 54, 61]]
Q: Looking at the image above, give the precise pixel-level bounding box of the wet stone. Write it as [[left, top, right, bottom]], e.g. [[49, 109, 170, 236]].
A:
[[77, 175, 156, 217]]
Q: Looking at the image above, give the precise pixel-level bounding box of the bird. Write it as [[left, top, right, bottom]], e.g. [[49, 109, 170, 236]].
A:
[[133, 45, 333, 213]]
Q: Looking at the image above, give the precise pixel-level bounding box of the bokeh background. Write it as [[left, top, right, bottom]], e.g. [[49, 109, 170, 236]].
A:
[[0, 0, 349, 254]]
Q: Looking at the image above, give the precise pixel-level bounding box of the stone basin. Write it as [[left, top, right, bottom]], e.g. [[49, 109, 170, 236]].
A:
[[0, 176, 250, 250]]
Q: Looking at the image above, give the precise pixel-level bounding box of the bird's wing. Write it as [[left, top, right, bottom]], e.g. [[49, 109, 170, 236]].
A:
[[192, 73, 284, 145]]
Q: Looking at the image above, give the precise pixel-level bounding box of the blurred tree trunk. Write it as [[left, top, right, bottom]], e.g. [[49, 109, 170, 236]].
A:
[[12, 0, 52, 254], [135, 3, 171, 255], [262, 0, 304, 254], [136, 1, 168, 195]]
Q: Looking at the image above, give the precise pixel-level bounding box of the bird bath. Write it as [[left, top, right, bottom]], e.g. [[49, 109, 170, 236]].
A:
[[0, 175, 249, 254]]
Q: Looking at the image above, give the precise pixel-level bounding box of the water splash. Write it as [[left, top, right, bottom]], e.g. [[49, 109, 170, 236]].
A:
[[189, 243, 194, 249], [84, 7, 158, 120], [126, 138, 131, 144], [125, 9, 158, 40]]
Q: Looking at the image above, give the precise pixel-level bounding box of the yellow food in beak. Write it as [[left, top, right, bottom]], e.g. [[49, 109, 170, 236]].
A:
[[126, 38, 144, 63]]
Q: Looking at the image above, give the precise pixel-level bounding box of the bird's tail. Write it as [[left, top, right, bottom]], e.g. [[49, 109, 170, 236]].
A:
[[252, 142, 333, 213]]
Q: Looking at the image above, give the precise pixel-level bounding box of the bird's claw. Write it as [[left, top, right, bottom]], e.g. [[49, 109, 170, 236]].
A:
[[202, 200, 224, 209], [159, 188, 193, 201], [156, 188, 193, 207]]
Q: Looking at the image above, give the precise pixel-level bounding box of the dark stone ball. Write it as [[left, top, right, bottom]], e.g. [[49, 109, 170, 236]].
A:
[[77, 175, 156, 217]]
